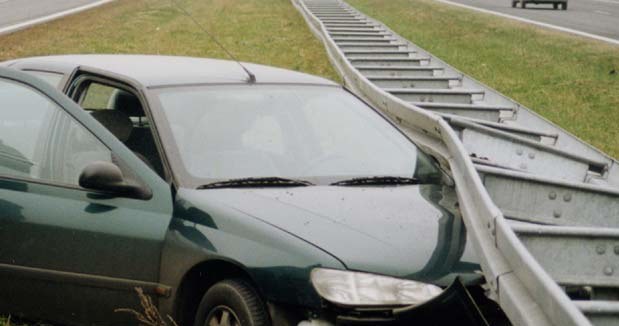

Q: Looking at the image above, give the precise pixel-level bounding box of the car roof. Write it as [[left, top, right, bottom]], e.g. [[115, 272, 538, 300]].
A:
[[4, 54, 338, 88]]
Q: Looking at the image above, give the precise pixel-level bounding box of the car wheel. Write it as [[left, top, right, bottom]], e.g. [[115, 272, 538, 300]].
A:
[[194, 279, 270, 326], [512, 1, 517, 7], [553, 3, 558, 8], [521, 1, 526, 8], [562, 2, 567, 9]]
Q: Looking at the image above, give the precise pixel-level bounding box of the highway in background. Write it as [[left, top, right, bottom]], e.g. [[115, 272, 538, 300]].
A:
[[441, 0, 619, 41], [0, 0, 111, 34]]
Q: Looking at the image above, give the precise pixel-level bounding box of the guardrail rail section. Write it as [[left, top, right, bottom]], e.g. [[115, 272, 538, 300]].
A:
[[292, 0, 619, 325]]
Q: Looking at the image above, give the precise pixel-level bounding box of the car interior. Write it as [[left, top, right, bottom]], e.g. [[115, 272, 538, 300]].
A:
[[79, 82, 165, 178]]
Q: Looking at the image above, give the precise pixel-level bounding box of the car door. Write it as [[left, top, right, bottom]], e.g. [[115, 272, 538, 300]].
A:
[[0, 68, 174, 325]]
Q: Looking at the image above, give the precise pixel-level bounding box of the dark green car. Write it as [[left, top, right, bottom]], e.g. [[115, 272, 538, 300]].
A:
[[0, 55, 504, 326]]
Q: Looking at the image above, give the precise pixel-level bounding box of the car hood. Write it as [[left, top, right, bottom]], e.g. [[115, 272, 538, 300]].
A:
[[181, 184, 481, 286]]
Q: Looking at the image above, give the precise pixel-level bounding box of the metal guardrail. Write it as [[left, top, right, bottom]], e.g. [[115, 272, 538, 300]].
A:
[[292, 0, 619, 325]]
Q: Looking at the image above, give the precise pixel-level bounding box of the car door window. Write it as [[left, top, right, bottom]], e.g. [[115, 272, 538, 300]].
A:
[[81, 82, 118, 109], [0, 78, 112, 186], [75, 80, 166, 177]]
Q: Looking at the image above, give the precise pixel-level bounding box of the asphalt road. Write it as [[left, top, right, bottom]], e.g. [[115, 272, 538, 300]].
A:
[[444, 0, 619, 40], [0, 0, 102, 30]]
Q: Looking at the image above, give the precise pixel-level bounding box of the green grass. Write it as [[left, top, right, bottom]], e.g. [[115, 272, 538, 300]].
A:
[[348, 0, 619, 158], [3, 0, 615, 158], [0, 0, 339, 82]]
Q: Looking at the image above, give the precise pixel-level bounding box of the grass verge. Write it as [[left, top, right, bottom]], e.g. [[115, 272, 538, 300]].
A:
[[0, 0, 339, 82], [348, 0, 619, 158]]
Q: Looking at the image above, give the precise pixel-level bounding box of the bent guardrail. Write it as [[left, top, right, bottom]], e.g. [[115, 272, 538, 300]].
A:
[[293, 0, 619, 325]]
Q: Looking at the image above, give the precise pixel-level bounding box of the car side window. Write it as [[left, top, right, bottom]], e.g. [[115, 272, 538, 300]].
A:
[[0, 78, 112, 186], [81, 83, 118, 109], [74, 80, 166, 177]]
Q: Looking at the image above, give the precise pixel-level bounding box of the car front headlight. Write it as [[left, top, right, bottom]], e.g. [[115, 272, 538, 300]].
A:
[[310, 268, 443, 307]]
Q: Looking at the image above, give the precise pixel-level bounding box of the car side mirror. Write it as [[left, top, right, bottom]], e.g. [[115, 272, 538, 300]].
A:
[[79, 161, 152, 200]]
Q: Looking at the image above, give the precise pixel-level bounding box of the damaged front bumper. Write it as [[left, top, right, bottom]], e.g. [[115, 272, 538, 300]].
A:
[[300, 278, 490, 326]]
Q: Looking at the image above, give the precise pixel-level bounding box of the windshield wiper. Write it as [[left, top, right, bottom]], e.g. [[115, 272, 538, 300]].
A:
[[330, 176, 420, 186], [197, 177, 314, 189]]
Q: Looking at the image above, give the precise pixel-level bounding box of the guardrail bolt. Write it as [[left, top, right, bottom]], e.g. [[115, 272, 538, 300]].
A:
[[516, 149, 523, 156], [528, 152, 536, 159], [549, 191, 557, 200], [553, 210, 561, 218], [563, 193, 572, 202], [596, 244, 607, 255], [614, 245, 619, 255], [519, 163, 528, 170], [604, 266, 614, 276]]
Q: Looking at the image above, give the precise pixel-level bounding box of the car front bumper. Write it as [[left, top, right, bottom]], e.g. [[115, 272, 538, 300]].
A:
[[299, 278, 490, 326]]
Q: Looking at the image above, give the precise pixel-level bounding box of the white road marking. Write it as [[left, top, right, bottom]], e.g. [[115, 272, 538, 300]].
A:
[[594, 10, 612, 15], [434, 0, 619, 46], [592, 0, 619, 5], [0, 0, 114, 35]]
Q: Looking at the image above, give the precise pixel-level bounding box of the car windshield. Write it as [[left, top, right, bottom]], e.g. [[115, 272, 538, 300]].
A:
[[154, 85, 442, 186]]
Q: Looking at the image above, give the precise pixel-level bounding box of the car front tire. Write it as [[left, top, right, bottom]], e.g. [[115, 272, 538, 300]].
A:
[[194, 279, 270, 326]]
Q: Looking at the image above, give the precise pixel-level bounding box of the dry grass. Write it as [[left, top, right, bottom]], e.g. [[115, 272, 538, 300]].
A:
[[115, 288, 179, 326], [0, 0, 339, 82], [348, 0, 619, 158], [0, 289, 177, 326], [0, 316, 43, 326]]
